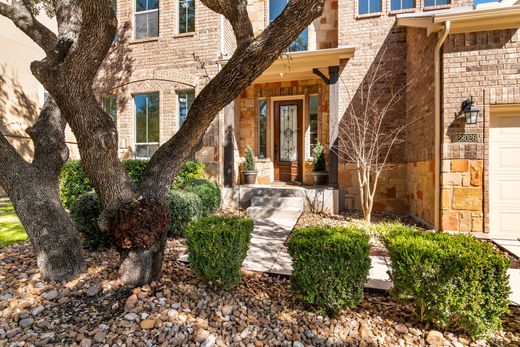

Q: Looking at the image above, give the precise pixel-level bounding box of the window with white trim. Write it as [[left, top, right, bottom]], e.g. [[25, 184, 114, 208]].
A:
[[178, 90, 195, 128], [309, 95, 319, 154], [358, 0, 382, 14], [178, 0, 195, 33], [102, 95, 117, 123], [424, 0, 449, 6], [269, 0, 307, 52], [135, 0, 159, 39], [391, 0, 415, 10], [134, 92, 160, 158]]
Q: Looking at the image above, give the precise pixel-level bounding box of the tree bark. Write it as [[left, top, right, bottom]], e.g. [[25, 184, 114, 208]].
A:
[[0, 98, 84, 281]]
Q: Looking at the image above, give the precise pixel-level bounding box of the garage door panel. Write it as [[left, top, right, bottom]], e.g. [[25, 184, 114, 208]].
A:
[[490, 109, 520, 239]]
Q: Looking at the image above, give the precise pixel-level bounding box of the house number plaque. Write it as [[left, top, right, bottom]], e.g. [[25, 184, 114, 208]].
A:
[[456, 133, 478, 143]]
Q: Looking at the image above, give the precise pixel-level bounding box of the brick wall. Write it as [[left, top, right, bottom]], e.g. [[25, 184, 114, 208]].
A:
[[94, 0, 222, 177], [441, 28, 520, 232]]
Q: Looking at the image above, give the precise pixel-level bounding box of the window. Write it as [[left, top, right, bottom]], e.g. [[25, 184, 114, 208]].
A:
[[102, 95, 117, 123], [424, 0, 449, 6], [269, 0, 308, 52], [178, 90, 195, 128], [309, 95, 319, 154], [178, 0, 195, 33], [112, 0, 118, 42], [391, 0, 415, 10], [258, 99, 267, 159], [135, 0, 159, 39], [358, 0, 382, 14], [134, 93, 160, 158]]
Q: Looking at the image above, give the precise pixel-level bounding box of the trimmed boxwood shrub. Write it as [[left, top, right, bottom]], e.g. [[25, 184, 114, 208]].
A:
[[185, 216, 253, 289], [172, 161, 206, 189], [60, 161, 92, 209], [60, 160, 205, 208], [288, 225, 371, 315], [166, 190, 203, 237], [382, 224, 511, 338], [70, 192, 110, 250], [182, 179, 221, 216]]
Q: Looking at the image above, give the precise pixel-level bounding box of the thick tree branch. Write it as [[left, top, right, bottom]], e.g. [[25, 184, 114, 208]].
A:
[[140, 0, 325, 198], [201, 0, 254, 47], [0, 0, 57, 55]]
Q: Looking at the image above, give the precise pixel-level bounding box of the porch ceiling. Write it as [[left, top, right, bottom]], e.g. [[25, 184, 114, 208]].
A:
[[397, 4, 520, 35], [253, 46, 355, 84]]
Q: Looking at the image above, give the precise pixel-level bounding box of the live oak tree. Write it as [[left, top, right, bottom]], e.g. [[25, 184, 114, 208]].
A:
[[0, 0, 326, 285]]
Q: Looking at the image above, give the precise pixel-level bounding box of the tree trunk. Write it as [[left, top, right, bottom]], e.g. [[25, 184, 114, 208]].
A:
[[6, 175, 84, 281]]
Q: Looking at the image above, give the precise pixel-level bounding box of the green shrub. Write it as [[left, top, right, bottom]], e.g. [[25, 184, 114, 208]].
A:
[[70, 192, 110, 250], [60, 161, 93, 209], [186, 216, 253, 289], [243, 146, 256, 172], [382, 224, 511, 338], [182, 179, 221, 216], [166, 190, 203, 237], [288, 225, 371, 315], [311, 142, 326, 172], [172, 161, 206, 189], [122, 160, 148, 181]]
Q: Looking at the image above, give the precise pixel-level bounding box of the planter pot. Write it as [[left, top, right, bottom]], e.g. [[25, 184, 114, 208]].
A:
[[242, 171, 258, 185], [312, 171, 329, 186]]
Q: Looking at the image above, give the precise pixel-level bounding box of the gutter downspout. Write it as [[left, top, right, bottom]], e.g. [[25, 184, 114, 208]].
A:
[[434, 21, 451, 231]]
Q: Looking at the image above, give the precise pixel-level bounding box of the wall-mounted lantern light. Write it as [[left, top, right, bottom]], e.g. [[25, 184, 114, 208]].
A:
[[460, 97, 480, 125]]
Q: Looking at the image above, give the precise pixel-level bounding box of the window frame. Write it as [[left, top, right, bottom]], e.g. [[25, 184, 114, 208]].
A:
[[101, 95, 118, 124], [390, 0, 416, 11], [308, 94, 320, 158], [134, 0, 160, 40], [178, 0, 195, 34], [357, 0, 383, 15], [424, 0, 450, 7], [133, 92, 160, 159], [268, 0, 308, 52], [177, 89, 195, 130], [258, 98, 268, 160]]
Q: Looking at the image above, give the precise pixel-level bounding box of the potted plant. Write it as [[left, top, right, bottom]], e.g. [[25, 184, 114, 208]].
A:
[[242, 146, 257, 185], [311, 142, 328, 185]]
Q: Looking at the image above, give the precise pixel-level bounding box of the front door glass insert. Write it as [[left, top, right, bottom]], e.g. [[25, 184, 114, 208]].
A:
[[279, 105, 298, 162]]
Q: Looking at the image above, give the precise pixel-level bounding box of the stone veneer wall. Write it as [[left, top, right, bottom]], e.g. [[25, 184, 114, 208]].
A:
[[238, 79, 329, 185], [441, 29, 520, 232]]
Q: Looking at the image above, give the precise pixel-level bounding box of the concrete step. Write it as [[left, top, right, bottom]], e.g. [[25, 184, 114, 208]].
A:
[[251, 196, 304, 210], [247, 206, 303, 220]]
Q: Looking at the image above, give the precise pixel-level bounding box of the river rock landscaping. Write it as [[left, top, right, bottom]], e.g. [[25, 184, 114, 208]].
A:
[[1, 237, 519, 347]]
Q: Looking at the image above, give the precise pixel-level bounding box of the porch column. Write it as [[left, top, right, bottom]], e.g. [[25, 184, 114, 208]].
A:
[[223, 101, 235, 188], [328, 66, 340, 188]]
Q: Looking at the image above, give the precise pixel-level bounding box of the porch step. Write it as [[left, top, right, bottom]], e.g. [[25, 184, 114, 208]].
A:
[[251, 196, 304, 210], [247, 206, 303, 220]]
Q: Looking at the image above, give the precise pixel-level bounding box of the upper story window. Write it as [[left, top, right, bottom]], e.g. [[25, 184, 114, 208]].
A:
[[134, 92, 160, 158], [102, 95, 117, 123], [358, 0, 382, 14], [391, 0, 415, 11], [269, 0, 308, 52], [178, 90, 195, 128], [135, 0, 159, 39], [178, 0, 195, 33], [424, 0, 449, 6]]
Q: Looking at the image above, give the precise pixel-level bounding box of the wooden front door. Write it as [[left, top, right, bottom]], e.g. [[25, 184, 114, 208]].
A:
[[274, 100, 303, 182]]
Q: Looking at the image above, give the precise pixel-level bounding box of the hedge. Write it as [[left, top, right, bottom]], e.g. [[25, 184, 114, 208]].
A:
[[69, 192, 110, 250], [182, 179, 221, 216], [60, 160, 205, 208], [185, 216, 253, 289], [381, 224, 511, 338], [166, 190, 203, 237], [288, 225, 371, 315]]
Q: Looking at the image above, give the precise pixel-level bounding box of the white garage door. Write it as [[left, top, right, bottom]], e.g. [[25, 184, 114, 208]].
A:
[[490, 107, 520, 239]]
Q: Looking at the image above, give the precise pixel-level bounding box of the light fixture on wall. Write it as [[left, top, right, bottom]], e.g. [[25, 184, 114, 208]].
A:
[[460, 97, 480, 125]]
